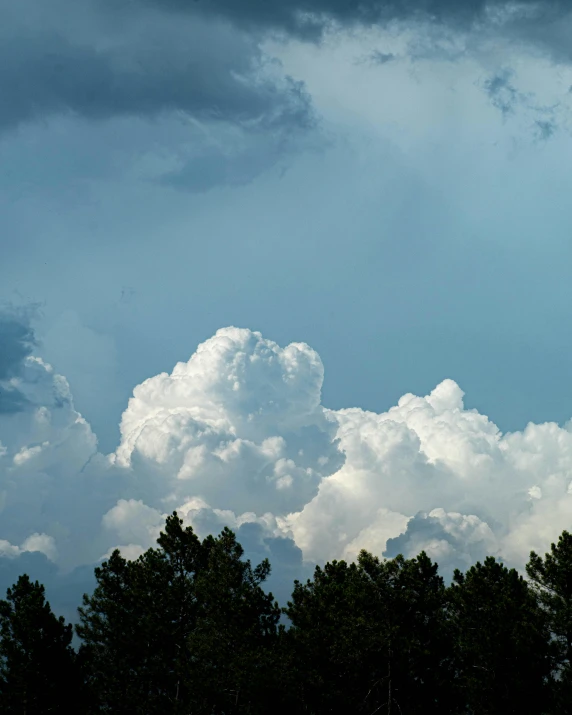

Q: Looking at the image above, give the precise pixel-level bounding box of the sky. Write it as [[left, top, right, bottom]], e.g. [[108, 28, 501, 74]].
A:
[[2, 0, 572, 616]]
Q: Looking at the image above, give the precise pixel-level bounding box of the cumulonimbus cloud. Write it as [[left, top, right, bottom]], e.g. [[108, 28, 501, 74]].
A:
[[2, 317, 572, 610]]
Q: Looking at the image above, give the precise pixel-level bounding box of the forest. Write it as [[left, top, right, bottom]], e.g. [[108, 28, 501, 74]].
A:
[[1, 512, 572, 715]]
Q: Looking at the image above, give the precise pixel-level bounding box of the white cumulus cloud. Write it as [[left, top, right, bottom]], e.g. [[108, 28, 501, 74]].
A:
[[113, 327, 340, 516], [2, 325, 572, 601]]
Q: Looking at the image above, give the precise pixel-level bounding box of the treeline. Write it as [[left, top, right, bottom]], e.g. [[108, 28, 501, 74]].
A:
[[1, 514, 572, 714]]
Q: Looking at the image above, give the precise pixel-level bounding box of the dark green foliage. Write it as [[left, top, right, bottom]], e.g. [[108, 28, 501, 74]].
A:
[[0, 574, 80, 714], [4, 515, 572, 714], [76, 514, 203, 713], [285, 550, 456, 714], [527, 531, 572, 714], [449, 556, 552, 715], [285, 559, 370, 712], [77, 513, 281, 714], [185, 527, 282, 713]]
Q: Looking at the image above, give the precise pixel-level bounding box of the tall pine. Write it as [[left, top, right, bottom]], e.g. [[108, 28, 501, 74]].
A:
[[285, 551, 455, 714], [0, 574, 80, 714], [449, 556, 551, 714], [77, 512, 281, 714], [527, 530, 572, 713]]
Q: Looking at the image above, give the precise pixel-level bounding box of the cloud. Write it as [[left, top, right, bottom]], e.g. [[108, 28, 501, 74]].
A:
[[483, 69, 522, 117], [155, 0, 572, 63], [0, 533, 57, 561], [159, 124, 312, 192], [39, 310, 122, 454], [113, 326, 342, 515], [479, 68, 562, 137], [2, 0, 568, 145], [0, 352, 99, 556], [0, 0, 313, 134], [385, 509, 499, 579], [151, 0, 489, 36], [0, 307, 39, 414], [369, 50, 396, 65], [0, 308, 37, 380], [6, 325, 572, 617], [534, 118, 557, 141], [0, 551, 96, 625]]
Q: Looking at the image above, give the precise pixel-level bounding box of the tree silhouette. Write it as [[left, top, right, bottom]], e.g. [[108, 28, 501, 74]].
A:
[[528, 530, 572, 714], [0, 574, 80, 714], [77, 513, 281, 714], [449, 556, 551, 714]]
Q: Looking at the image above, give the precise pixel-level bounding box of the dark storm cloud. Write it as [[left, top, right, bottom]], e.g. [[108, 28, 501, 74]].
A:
[[0, 308, 37, 414], [146, 0, 572, 73], [0, 0, 313, 133], [145, 0, 488, 35], [155, 0, 572, 41], [2, 0, 568, 138]]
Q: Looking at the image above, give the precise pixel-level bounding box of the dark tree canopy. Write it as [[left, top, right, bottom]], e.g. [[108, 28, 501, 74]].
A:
[[449, 556, 552, 715], [527, 530, 572, 714], [1, 513, 571, 714], [285, 550, 457, 714], [76, 513, 281, 714], [0, 574, 80, 714]]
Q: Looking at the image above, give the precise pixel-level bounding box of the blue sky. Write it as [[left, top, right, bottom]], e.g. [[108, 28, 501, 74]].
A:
[[2, 0, 572, 614]]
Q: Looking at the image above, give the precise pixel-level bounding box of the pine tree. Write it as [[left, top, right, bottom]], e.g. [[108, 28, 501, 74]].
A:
[[77, 514, 203, 713], [0, 574, 80, 714], [285, 558, 369, 713], [77, 512, 281, 714], [358, 550, 457, 715], [449, 556, 551, 715], [527, 530, 572, 713], [186, 527, 282, 714], [285, 551, 455, 714]]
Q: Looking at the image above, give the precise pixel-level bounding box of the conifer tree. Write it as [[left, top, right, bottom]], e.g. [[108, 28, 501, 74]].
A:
[[77, 514, 206, 713], [0, 574, 79, 714], [77, 512, 281, 714], [449, 556, 551, 715], [186, 527, 281, 713], [527, 530, 572, 713], [285, 551, 455, 714]]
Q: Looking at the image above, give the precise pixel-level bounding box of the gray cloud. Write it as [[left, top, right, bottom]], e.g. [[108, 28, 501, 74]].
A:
[[0, 553, 95, 625], [3, 0, 570, 141], [159, 126, 307, 192], [480, 68, 563, 137], [0, 389, 30, 415], [2, 0, 571, 141], [0, 309, 37, 381], [146, 0, 487, 36], [534, 118, 557, 141], [154, 0, 572, 47], [369, 50, 396, 64], [0, 308, 38, 414], [0, 0, 313, 133], [483, 69, 521, 118], [385, 509, 500, 581]]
